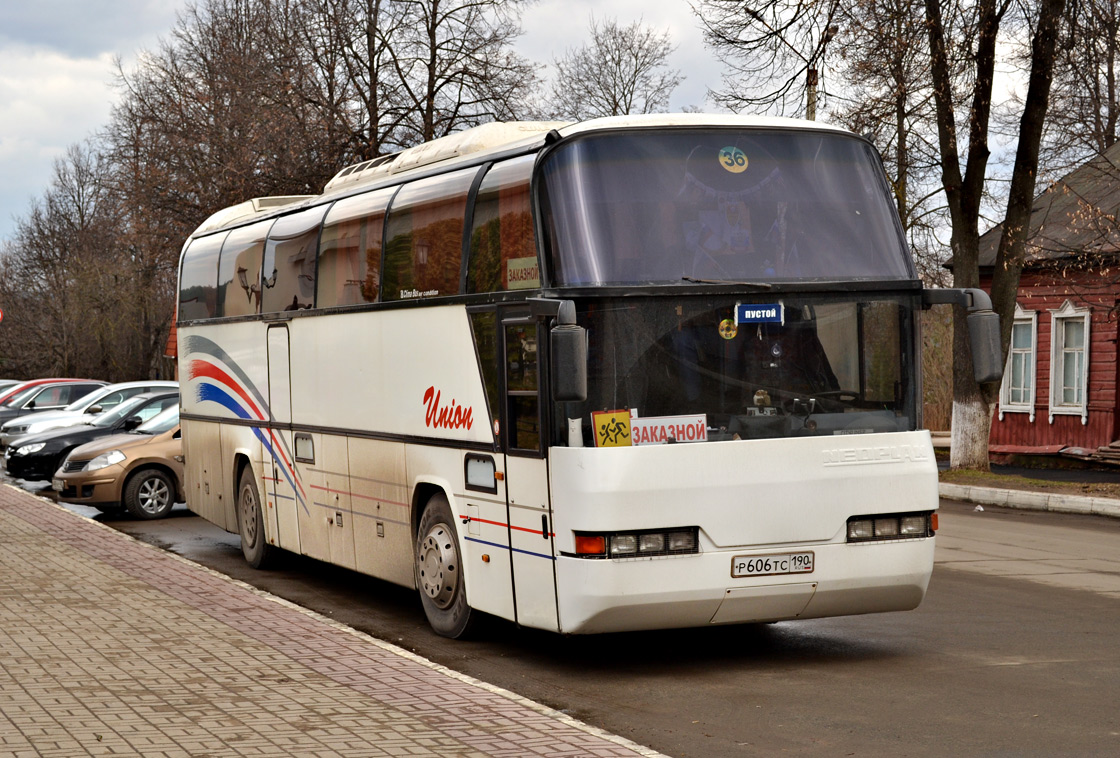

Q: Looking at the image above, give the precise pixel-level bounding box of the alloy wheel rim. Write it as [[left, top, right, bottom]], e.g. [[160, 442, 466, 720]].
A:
[[138, 478, 170, 514]]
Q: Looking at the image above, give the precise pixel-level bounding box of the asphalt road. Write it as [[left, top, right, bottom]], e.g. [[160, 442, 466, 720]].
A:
[[20, 482, 1120, 757]]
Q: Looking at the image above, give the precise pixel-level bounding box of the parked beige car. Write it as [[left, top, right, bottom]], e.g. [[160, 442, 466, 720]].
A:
[[53, 406, 183, 519]]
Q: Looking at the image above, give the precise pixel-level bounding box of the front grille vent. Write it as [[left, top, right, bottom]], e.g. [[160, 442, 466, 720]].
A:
[[63, 460, 89, 473]]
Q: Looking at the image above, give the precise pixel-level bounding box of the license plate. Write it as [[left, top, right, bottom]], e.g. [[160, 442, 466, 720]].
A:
[[731, 552, 815, 578], [52, 478, 64, 492]]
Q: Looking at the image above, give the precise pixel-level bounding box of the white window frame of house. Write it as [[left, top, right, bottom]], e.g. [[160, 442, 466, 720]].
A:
[[999, 304, 1037, 422], [1048, 299, 1091, 425]]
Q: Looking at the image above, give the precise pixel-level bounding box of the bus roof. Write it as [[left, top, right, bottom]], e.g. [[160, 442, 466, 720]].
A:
[[189, 114, 857, 238]]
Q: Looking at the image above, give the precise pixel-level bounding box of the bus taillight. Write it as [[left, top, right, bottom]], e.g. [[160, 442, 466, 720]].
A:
[[846, 512, 936, 543]]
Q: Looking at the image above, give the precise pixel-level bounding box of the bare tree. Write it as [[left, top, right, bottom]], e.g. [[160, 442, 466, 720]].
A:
[[549, 16, 683, 120], [105, 0, 339, 237], [389, 0, 539, 144], [926, 0, 1068, 469], [285, 0, 411, 160], [830, 0, 951, 285], [1023, 0, 1120, 181], [5, 0, 547, 382], [0, 144, 159, 380], [692, 0, 842, 118]]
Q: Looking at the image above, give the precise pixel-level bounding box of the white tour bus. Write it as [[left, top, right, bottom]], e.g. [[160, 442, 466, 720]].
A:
[[177, 115, 1001, 638]]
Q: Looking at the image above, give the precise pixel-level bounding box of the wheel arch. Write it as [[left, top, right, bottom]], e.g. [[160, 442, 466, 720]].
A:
[[231, 452, 254, 529], [231, 452, 253, 494], [410, 480, 453, 540]]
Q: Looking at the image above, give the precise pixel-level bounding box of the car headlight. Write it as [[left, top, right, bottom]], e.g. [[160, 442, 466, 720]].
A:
[[86, 450, 126, 471], [14, 442, 46, 456]]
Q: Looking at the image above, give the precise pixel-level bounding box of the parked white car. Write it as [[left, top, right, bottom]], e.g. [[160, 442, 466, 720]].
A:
[[0, 380, 178, 450]]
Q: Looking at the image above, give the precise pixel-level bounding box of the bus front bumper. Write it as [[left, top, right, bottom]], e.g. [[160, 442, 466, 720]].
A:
[[554, 538, 934, 634]]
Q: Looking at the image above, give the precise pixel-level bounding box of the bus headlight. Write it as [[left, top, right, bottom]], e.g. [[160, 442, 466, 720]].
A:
[[847, 512, 935, 542], [571, 527, 700, 558]]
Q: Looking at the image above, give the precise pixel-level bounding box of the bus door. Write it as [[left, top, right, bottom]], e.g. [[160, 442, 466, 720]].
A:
[[500, 312, 559, 631], [266, 324, 300, 552]]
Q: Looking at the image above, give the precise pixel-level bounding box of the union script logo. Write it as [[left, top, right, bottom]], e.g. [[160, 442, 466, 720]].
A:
[[423, 386, 473, 430]]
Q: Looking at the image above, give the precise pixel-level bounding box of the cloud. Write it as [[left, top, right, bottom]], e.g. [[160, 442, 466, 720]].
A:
[[517, 0, 720, 113], [0, 0, 180, 58], [0, 45, 121, 238], [0, 0, 181, 241]]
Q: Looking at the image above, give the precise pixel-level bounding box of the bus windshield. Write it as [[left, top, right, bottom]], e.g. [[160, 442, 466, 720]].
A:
[[563, 294, 916, 446], [539, 129, 914, 286]]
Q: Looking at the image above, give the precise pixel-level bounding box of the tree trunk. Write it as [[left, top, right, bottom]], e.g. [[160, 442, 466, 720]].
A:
[[950, 395, 994, 469]]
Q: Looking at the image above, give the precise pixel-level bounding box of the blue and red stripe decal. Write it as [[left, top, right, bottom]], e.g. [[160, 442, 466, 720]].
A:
[[184, 335, 308, 514]]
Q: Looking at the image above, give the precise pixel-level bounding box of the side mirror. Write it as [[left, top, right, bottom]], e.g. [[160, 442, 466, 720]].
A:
[[551, 323, 588, 402], [88, 404, 104, 415], [921, 287, 1004, 385], [122, 415, 143, 431], [967, 309, 1003, 384]]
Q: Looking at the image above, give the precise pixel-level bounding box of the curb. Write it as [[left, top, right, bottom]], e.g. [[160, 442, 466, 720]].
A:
[[939, 482, 1120, 519]]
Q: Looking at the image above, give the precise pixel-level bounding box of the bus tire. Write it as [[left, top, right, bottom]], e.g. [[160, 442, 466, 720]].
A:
[[415, 492, 474, 638], [238, 465, 275, 569]]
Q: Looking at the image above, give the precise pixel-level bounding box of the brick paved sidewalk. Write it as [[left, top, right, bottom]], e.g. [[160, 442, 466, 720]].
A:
[[0, 485, 662, 758]]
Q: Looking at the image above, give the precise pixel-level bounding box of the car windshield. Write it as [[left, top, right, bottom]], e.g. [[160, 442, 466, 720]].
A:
[[137, 405, 180, 434], [91, 395, 150, 427]]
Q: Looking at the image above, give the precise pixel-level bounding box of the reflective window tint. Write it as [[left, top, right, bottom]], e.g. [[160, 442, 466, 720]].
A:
[[262, 206, 326, 313], [468, 155, 538, 293], [505, 323, 540, 451], [383, 167, 477, 301], [218, 219, 272, 317], [318, 187, 395, 307], [469, 311, 500, 434], [540, 130, 914, 285], [179, 233, 226, 320]]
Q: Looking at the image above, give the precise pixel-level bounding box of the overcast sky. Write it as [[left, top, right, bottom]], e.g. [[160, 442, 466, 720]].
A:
[[0, 1, 725, 244]]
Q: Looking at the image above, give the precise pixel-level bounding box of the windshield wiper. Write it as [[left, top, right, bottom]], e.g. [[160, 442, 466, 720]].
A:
[[681, 276, 772, 289]]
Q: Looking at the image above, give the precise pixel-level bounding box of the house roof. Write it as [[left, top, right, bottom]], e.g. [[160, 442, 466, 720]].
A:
[[978, 140, 1120, 267]]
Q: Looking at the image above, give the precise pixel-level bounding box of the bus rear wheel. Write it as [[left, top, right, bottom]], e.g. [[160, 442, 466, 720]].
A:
[[238, 465, 275, 569], [415, 493, 474, 638]]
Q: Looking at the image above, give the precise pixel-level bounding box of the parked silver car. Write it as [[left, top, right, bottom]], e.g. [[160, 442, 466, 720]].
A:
[[0, 380, 178, 450]]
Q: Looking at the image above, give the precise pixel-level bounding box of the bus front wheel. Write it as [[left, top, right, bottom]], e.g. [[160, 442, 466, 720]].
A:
[[238, 466, 275, 569], [415, 493, 474, 638]]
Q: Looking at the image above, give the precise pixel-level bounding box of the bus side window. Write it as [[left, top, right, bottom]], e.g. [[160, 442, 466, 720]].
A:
[[318, 186, 395, 307], [217, 219, 272, 317], [179, 233, 227, 321], [469, 311, 500, 438], [505, 323, 541, 451], [468, 155, 539, 293], [261, 206, 326, 313], [382, 166, 478, 301]]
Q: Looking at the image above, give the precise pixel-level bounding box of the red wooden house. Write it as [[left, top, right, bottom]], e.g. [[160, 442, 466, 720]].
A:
[[978, 142, 1120, 461]]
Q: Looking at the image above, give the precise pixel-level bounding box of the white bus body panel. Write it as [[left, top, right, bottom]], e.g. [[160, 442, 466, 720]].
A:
[[286, 307, 491, 445], [549, 431, 937, 634], [504, 456, 558, 631], [454, 451, 517, 621], [347, 438, 412, 586]]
